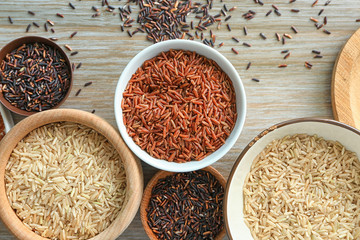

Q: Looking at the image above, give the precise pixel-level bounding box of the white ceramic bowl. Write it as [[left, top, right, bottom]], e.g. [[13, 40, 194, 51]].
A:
[[114, 39, 246, 172], [224, 118, 360, 240], [0, 103, 14, 133]]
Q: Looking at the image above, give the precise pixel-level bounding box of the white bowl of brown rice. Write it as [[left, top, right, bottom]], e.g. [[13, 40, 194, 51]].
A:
[[224, 118, 360, 240], [114, 39, 246, 172], [0, 109, 143, 240]]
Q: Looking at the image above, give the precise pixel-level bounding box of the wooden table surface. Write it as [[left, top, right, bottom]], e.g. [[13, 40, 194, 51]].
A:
[[0, 0, 359, 239]]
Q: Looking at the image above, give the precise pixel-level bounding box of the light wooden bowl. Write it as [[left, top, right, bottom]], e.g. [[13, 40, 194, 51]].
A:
[[0, 109, 143, 240], [140, 166, 227, 240]]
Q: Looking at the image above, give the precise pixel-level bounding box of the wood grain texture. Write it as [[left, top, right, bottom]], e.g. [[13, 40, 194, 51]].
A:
[[0, 0, 360, 239], [332, 28, 360, 129]]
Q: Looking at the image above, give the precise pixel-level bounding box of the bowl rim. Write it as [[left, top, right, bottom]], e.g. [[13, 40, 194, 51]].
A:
[[0, 103, 14, 133], [0, 36, 73, 116], [223, 117, 360, 240], [140, 166, 227, 240], [0, 109, 143, 240], [114, 39, 246, 172]]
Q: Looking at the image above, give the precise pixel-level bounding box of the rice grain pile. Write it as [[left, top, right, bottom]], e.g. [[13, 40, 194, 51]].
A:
[[5, 122, 127, 240], [244, 134, 360, 240], [122, 49, 237, 163]]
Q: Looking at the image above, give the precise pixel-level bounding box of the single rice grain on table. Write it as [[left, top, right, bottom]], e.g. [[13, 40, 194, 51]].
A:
[[5, 122, 127, 240], [122, 49, 237, 163], [243, 134, 360, 240]]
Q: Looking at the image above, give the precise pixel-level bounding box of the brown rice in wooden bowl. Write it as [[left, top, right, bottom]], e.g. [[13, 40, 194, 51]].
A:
[[224, 118, 360, 240], [0, 109, 143, 240]]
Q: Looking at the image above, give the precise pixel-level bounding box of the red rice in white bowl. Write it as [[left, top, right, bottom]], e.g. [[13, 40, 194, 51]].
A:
[[114, 39, 246, 172]]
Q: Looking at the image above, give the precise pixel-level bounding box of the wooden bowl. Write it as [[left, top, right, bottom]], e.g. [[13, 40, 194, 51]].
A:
[[0, 36, 73, 116], [0, 109, 143, 240], [140, 166, 227, 240]]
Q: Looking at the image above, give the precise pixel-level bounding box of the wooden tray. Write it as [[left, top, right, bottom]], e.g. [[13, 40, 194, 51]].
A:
[[332, 28, 360, 129]]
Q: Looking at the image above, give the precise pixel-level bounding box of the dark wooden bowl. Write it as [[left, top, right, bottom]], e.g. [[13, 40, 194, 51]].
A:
[[0, 36, 73, 116], [140, 166, 227, 240]]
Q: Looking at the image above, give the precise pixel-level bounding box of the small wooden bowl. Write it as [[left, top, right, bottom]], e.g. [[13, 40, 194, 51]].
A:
[[0, 109, 143, 240], [0, 36, 73, 116], [140, 166, 227, 240]]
